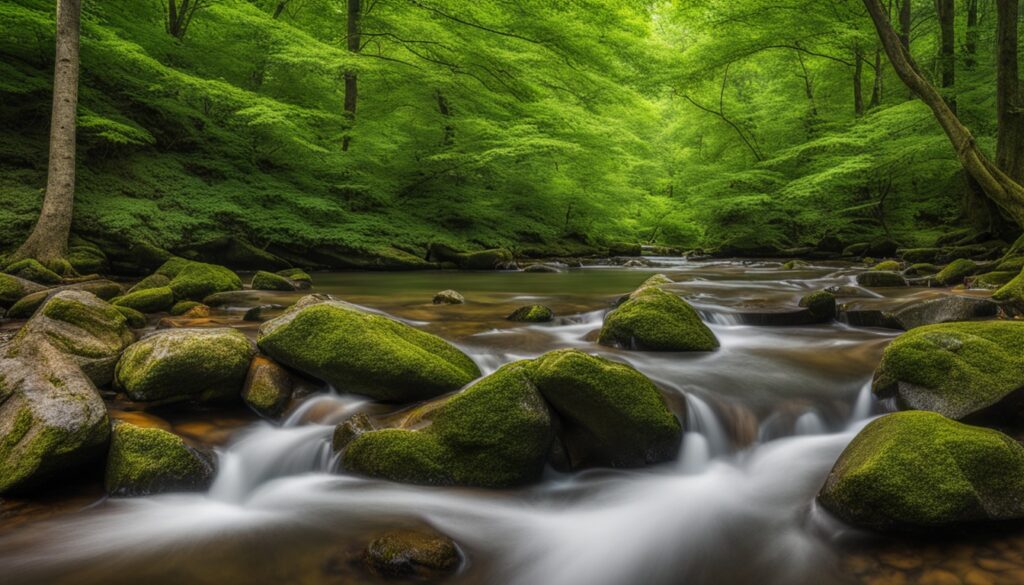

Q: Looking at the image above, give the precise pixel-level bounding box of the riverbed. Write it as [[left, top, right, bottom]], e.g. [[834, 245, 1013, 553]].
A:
[[0, 258, 1019, 585]]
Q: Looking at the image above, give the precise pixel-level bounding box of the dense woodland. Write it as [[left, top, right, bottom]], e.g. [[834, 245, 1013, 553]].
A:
[[1, 0, 1023, 264]]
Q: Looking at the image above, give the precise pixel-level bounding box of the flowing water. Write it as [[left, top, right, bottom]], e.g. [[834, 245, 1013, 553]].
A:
[[0, 259, 1004, 585]]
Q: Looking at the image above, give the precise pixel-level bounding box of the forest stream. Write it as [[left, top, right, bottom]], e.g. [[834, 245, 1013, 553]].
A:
[[0, 258, 1019, 585]]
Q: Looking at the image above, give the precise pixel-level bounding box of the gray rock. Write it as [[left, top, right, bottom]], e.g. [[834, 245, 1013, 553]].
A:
[[888, 296, 999, 330]]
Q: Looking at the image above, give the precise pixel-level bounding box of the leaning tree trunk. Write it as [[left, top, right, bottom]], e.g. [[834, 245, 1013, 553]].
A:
[[342, 0, 361, 152], [862, 0, 1024, 227], [14, 0, 80, 264]]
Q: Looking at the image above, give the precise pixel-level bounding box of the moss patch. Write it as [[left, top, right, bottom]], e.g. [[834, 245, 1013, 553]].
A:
[[798, 290, 837, 320], [598, 287, 718, 351], [115, 305, 147, 328], [170, 300, 202, 316], [127, 273, 171, 294], [993, 268, 1024, 306], [168, 261, 242, 301], [251, 270, 295, 291], [871, 260, 901, 271], [113, 286, 175, 313], [104, 422, 214, 496], [507, 305, 553, 322], [819, 411, 1024, 531], [5, 259, 61, 285], [934, 258, 979, 286]]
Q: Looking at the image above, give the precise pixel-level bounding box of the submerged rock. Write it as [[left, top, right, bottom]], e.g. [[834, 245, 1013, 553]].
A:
[[872, 321, 1024, 421], [0, 338, 110, 494], [343, 362, 554, 487], [856, 271, 908, 288], [251, 270, 296, 292], [887, 295, 998, 330], [530, 349, 681, 468], [241, 356, 293, 419], [258, 297, 480, 402], [507, 305, 554, 322], [363, 529, 461, 579], [115, 328, 256, 403], [432, 289, 464, 305], [17, 290, 135, 385], [598, 287, 718, 351], [819, 411, 1024, 531], [104, 422, 215, 496]]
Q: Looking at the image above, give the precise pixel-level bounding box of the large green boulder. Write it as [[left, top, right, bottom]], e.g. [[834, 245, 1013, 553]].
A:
[[16, 290, 135, 386], [251, 270, 296, 291], [598, 287, 718, 351], [115, 328, 256, 403], [993, 268, 1024, 308], [154, 257, 192, 279], [257, 297, 480, 402], [798, 290, 837, 321], [0, 273, 46, 307], [0, 338, 110, 494], [105, 422, 215, 496], [342, 363, 554, 487], [168, 261, 242, 301], [872, 321, 1024, 421], [871, 260, 900, 272], [113, 286, 175, 314], [529, 350, 681, 468], [6, 280, 124, 319], [819, 411, 1024, 531], [934, 258, 979, 286], [4, 259, 62, 285]]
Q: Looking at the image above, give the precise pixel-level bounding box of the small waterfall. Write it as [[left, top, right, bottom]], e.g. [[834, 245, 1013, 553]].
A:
[[698, 310, 742, 326], [849, 380, 874, 424], [794, 410, 827, 435], [684, 394, 731, 459]]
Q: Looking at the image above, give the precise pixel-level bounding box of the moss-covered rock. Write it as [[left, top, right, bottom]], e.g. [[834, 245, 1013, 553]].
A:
[[507, 305, 554, 322], [277, 268, 312, 289], [856, 271, 908, 288], [170, 300, 201, 316], [997, 256, 1024, 273], [639, 273, 674, 288], [5, 259, 62, 285], [598, 287, 719, 351], [67, 246, 107, 275], [871, 260, 901, 272], [934, 258, 979, 286], [608, 242, 642, 257], [115, 305, 147, 329], [872, 321, 1024, 421], [781, 259, 808, 270], [6, 280, 124, 319], [104, 422, 215, 496], [181, 304, 211, 318], [113, 286, 175, 314], [127, 242, 173, 272], [257, 297, 480, 402], [968, 271, 1017, 289], [0, 273, 46, 307], [251, 270, 296, 291], [993, 268, 1024, 307], [904, 263, 941, 276], [115, 328, 256, 403], [0, 338, 110, 494], [798, 290, 837, 320], [887, 296, 998, 330], [342, 362, 553, 487], [363, 529, 461, 579], [241, 356, 293, 419], [168, 261, 242, 301], [818, 411, 1024, 531], [426, 244, 515, 270], [898, 248, 942, 263], [432, 289, 464, 305], [154, 257, 192, 278], [16, 290, 135, 386], [127, 273, 171, 294], [530, 349, 681, 468]]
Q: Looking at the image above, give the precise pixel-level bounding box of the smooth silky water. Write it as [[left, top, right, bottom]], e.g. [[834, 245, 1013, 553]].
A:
[[0, 259, 988, 585]]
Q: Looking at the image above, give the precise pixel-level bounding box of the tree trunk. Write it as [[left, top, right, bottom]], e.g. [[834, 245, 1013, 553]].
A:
[[965, 0, 979, 69], [935, 0, 956, 114], [272, 0, 289, 19], [997, 0, 1024, 182], [861, 0, 1024, 227], [14, 0, 80, 264], [899, 0, 911, 51], [854, 47, 865, 116], [342, 0, 361, 152], [869, 47, 883, 109]]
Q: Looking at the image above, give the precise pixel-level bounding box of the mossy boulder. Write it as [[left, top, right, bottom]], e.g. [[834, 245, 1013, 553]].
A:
[[898, 248, 942, 263], [277, 268, 312, 289], [872, 321, 1024, 421], [342, 362, 554, 487], [530, 349, 681, 468], [905, 263, 941, 276], [819, 411, 1024, 531], [115, 328, 256, 403], [432, 289, 464, 305], [115, 305, 147, 329], [241, 356, 293, 419], [363, 529, 461, 579], [798, 290, 837, 320], [104, 422, 215, 496], [426, 244, 515, 270], [993, 269, 1024, 307], [113, 286, 175, 314], [251, 270, 296, 291], [856, 271, 908, 288], [169, 300, 201, 316], [507, 305, 554, 322], [639, 273, 674, 288], [6, 280, 124, 319], [782, 259, 808, 270], [127, 273, 171, 294], [968, 271, 1016, 289], [934, 258, 979, 286], [608, 242, 642, 257], [871, 260, 901, 272], [127, 242, 173, 272], [168, 261, 243, 301], [0, 273, 46, 307], [0, 338, 110, 494], [598, 287, 719, 351], [66, 246, 107, 275], [16, 290, 135, 386], [257, 297, 480, 402], [5, 258, 62, 285], [997, 256, 1024, 273], [154, 257, 192, 278]]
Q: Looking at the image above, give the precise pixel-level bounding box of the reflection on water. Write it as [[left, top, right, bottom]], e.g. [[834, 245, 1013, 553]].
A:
[[0, 258, 1003, 585]]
